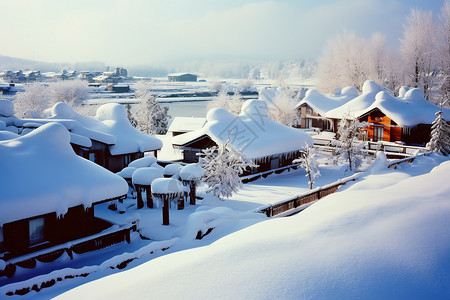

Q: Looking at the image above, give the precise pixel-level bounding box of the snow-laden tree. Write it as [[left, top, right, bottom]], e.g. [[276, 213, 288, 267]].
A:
[[294, 144, 320, 190], [199, 134, 254, 198], [400, 8, 438, 101], [13, 83, 51, 117], [437, 0, 450, 108], [126, 103, 138, 127], [48, 80, 89, 107], [134, 81, 171, 135], [267, 88, 300, 127], [427, 101, 450, 155], [334, 114, 367, 171], [207, 90, 243, 115]]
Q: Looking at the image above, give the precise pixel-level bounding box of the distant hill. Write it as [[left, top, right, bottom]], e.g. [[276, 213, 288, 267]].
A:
[[0, 55, 107, 73]]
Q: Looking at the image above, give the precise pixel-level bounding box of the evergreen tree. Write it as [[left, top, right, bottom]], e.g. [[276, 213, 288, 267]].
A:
[[427, 102, 450, 155]]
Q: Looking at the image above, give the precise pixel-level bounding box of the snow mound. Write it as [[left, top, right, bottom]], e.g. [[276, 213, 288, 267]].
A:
[[132, 167, 164, 186], [240, 99, 270, 118], [341, 86, 359, 97], [0, 99, 14, 117], [180, 163, 205, 181], [164, 163, 183, 176], [0, 130, 19, 141], [404, 88, 425, 101], [151, 178, 184, 194], [362, 80, 384, 94], [298, 87, 357, 116], [0, 120, 5, 130], [116, 167, 137, 179], [398, 86, 409, 98], [206, 107, 234, 122], [128, 156, 157, 168]]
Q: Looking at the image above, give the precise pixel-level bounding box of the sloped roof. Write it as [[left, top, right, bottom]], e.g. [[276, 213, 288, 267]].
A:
[[326, 81, 385, 119], [0, 123, 128, 225], [296, 87, 359, 116], [357, 89, 450, 127], [168, 117, 206, 133], [173, 100, 313, 159]]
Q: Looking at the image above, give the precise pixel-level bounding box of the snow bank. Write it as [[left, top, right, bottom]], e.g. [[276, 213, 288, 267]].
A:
[[0, 123, 128, 225], [179, 163, 205, 181], [128, 156, 157, 168], [0, 99, 14, 117], [0, 120, 5, 130], [132, 167, 164, 186], [49, 102, 162, 155], [151, 178, 184, 194], [58, 158, 450, 299], [173, 100, 313, 159]]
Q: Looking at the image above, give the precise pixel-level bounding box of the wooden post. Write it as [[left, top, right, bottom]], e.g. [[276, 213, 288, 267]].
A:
[[136, 185, 144, 209], [189, 181, 196, 205], [146, 186, 153, 208], [162, 196, 169, 225], [178, 195, 184, 210]]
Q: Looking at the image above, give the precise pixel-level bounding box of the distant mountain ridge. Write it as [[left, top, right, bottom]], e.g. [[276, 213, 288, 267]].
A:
[[0, 55, 106, 73]]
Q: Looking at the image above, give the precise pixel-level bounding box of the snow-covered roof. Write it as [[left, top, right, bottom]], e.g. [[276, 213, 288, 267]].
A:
[[358, 89, 450, 126], [167, 73, 198, 77], [164, 163, 183, 176], [173, 100, 313, 159], [151, 178, 184, 194], [128, 156, 157, 168], [0, 99, 14, 117], [326, 80, 385, 119], [180, 163, 205, 181], [49, 102, 162, 155], [116, 167, 137, 179], [0, 123, 128, 225], [296, 87, 359, 116], [168, 117, 206, 133]]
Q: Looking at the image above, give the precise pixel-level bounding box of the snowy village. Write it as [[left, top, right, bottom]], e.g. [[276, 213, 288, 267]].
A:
[[1, 1, 450, 299]]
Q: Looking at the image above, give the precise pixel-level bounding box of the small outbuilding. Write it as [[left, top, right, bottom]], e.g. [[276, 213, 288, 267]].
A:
[[167, 73, 198, 82]]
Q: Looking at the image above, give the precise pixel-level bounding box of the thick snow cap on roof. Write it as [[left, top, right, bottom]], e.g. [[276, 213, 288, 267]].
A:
[[326, 80, 384, 119], [132, 167, 164, 186], [0, 122, 128, 225], [164, 163, 183, 176], [0, 99, 14, 117], [128, 156, 157, 168], [297, 86, 358, 116], [50, 102, 162, 155], [357, 89, 450, 126], [116, 167, 137, 179], [173, 100, 313, 159], [151, 178, 184, 194]]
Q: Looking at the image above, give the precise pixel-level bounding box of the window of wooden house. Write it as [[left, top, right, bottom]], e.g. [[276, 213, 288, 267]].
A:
[[0, 225, 3, 251], [124, 154, 132, 166], [306, 118, 312, 129], [29, 217, 45, 245], [270, 157, 280, 170], [89, 152, 96, 163], [373, 126, 384, 142]]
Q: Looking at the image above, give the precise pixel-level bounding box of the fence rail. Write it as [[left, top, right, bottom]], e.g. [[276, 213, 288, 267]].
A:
[[257, 174, 360, 217]]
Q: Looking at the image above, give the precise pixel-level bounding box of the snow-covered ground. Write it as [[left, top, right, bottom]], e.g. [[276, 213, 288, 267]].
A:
[[2, 153, 448, 299], [52, 153, 450, 300]]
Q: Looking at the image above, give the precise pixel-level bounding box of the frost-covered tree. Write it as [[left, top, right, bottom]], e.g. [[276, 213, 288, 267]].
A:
[[134, 81, 171, 135], [266, 88, 300, 127], [400, 8, 438, 101], [427, 101, 450, 155], [207, 90, 243, 115], [334, 115, 367, 171], [126, 103, 138, 127], [13, 83, 51, 117], [437, 0, 450, 107], [48, 80, 89, 107], [199, 134, 254, 198], [294, 144, 320, 190]]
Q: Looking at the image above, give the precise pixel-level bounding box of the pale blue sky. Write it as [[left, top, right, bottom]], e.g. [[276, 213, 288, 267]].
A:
[[1, 0, 445, 66]]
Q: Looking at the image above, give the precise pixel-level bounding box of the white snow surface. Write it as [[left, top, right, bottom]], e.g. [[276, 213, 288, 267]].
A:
[[49, 102, 162, 155], [151, 178, 184, 194], [173, 100, 313, 159], [168, 117, 206, 134], [179, 163, 205, 181], [116, 167, 137, 179], [0, 99, 14, 117], [131, 167, 164, 186], [127, 156, 157, 168], [296, 86, 358, 116], [163, 163, 183, 176], [0, 130, 18, 141], [326, 80, 385, 119], [57, 156, 450, 299], [356, 89, 450, 126], [0, 123, 128, 225]]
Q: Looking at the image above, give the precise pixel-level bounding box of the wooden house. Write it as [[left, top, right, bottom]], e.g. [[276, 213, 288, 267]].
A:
[[295, 87, 358, 131], [356, 89, 450, 145], [0, 123, 128, 259], [172, 100, 313, 174]]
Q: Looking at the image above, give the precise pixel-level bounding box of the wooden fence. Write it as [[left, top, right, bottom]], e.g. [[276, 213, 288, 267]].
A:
[[257, 174, 360, 217], [0, 225, 133, 279]]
